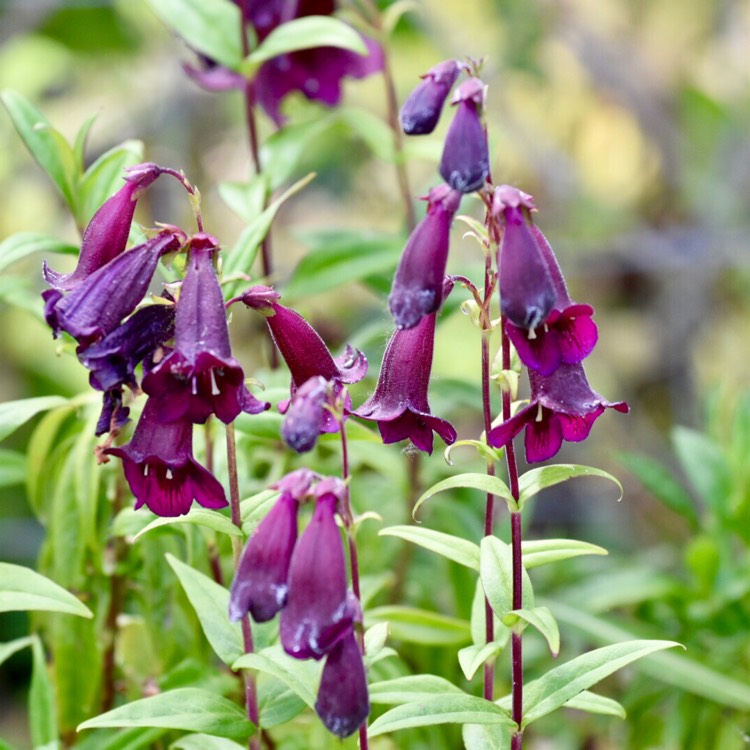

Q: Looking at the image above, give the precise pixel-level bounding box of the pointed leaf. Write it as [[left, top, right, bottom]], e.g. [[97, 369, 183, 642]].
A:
[[30, 635, 58, 749], [218, 176, 267, 224], [363, 622, 389, 660], [564, 690, 626, 718], [415, 473, 515, 518], [0, 564, 92, 617], [368, 695, 516, 737], [77, 688, 253, 738], [521, 539, 608, 569], [165, 554, 243, 666], [458, 640, 507, 681], [518, 464, 622, 510], [0, 636, 34, 667], [366, 606, 471, 646], [368, 675, 463, 705], [135, 510, 241, 541], [379, 525, 480, 570], [480, 537, 534, 618], [0, 396, 68, 443], [0, 233, 78, 275], [507, 607, 559, 656]]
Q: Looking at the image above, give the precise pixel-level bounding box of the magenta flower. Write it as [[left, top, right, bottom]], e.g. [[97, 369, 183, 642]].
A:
[[104, 398, 227, 516], [315, 630, 369, 738], [439, 78, 489, 193], [389, 184, 462, 329], [280, 492, 357, 660], [43, 230, 182, 349], [487, 363, 628, 463], [143, 235, 269, 424], [43, 163, 163, 291], [400, 59, 461, 135], [353, 311, 456, 454]]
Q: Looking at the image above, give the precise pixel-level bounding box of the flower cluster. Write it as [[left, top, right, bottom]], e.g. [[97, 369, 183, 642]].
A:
[[229, 470, 369, 738], [41, 164, 268, 516]]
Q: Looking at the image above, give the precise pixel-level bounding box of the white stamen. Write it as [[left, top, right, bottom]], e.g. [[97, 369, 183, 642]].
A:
[[192, 375, 199, 395], [209, 369, 221, 396], [165, 468, 173, 480], [535, 403, 544, 422]]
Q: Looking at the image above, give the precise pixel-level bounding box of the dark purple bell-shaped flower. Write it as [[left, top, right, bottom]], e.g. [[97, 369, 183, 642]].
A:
[[280, 493, 357, 660], [104, 397, 227, 516], [281, 376, 346, 453], [143, 235, 269, 424], [315, 630, 369, 738], [439, 78, 489, 193], [487, 363, 628, 463], [43, 230, 182, 349], [352, 308, 456, 454], [400, 59, 461, 135], [389, 184, 462, 329], [43, 163, 163, 291], [229, 491, 300, 623]]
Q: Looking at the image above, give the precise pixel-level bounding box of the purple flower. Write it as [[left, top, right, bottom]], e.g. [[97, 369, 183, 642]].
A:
[[229, 491, 300, 623], [487, 363, 628, 463], [280, 492, 357, 660], [439, 78, 489, 193], [143, 235, 269, 425], [315, 630, 369, 738], [400, 59, 461, 135], [389, 184, 462, 329], [104, 398, 227, 516], [43, 230, 182, 349], [43, 163, 163, 291], [95, 389, 131, 437], [282, 375, 346, 453], [494, 186, 598, 375], [352, 311, 456, 454]]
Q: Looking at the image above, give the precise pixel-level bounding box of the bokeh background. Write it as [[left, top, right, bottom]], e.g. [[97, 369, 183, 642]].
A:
[[2, 1, 750, 748]]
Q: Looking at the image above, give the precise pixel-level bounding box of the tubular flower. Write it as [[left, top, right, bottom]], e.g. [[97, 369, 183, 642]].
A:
[[487, 363, 628, 463], [352, 310, 456, 454], [280, 492, 357, 660], [143, 235, 269, 424], [43, 230, 182, 349], [281, 375, 347, 453], [104, 398, 227, 516], [43, 163, 163, 291], [389, 184, 462, 329], [400, 59, 461, 135], [439, 78, 489, 193]]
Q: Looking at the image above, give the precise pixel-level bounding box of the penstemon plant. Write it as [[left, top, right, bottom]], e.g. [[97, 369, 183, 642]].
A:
[[0, 2, 692, 750]]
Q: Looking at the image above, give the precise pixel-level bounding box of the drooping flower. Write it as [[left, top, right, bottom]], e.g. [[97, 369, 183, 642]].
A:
[[280, 492, 357, 660], [494, 185, 598, 375], [389, 184, 462, 329], [43, 230, 182, 349], [281, 375, 346, 453], [439, 78, 489, 193], [315, 630, 369, 738], [352, 310, 456, 454], [400, 59, 461, 135], [487, 363, 628, 463], [143, 234, 269, 424], [43, 163, 163, 291], [95, 389, 131, 438], [104, 397, 227, 516]]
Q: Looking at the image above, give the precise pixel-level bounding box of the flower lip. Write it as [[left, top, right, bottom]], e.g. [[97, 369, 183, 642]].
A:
[[492, 184, 536, 215], [450, 77, 485, 106]]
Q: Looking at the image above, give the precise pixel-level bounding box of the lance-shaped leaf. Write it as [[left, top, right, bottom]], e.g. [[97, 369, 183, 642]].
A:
[[414, 472, 515, 517], [379, 525, 480, 570], [480, 537, 534, 618], [0, 564, 92, 617], [521, 539, 608, 569], [518, 464, 623, 510]]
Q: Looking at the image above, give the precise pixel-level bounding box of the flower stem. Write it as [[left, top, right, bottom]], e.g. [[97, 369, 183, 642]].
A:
[[225, 422, 260, 750]]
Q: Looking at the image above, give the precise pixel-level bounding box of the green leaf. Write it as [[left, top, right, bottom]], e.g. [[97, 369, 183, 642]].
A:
[[480, 537, 534, 619], [171, 735, 246, 750], [366, 606, 472, 646], [0, 636, 34, 667], [75, 726, 167, 750], [165, 554, 243, 666], [145, 0, 243, 69], [445, 439, 503, 467], [462, 723, 512, 750], [0, 233, 78, 275], [518, 464, 623, 510], [1, 90, 78, 213], [218, 176, 267, 224], [223, 173, 315, 296], [73, 112, 98, 171], [519, 639, 679, 727], [507, 607, 559, 656], [30, 635, 58, 749], [414, 473, 515, 518], [363, 622, 389, 660], [336, 106, 396, 162], [233, 646, 318, 709], [521, 538, 608, 569], [135, 510, 242, 542], [0, 395, 68, 443], [368, 694, 516, 737], [77, 688, 254, 739], [379, 525, 480, 570], [242, 16, 366, 71], [0, 449, 26, 488], [368, 675, 463, 705], [547, 598, 750, 710], [285, 229, 403, 300], [0, 564, 92, 617], [457, 640, 507, 681], [563, 690, 626, 718]]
